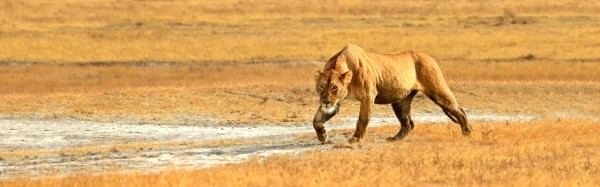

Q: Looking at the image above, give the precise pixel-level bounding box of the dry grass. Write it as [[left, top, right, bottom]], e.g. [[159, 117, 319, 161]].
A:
[[2, 0, 600, 63], [0, 63, 318, 95], [1, 62, 598, 125], [0, 61, 599, 96], [1, 0, 600, 186], [3, 119, 599, 186], [440, 61, 600, 83]]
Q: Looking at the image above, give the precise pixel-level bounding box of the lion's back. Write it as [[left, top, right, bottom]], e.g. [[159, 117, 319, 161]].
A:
[[326, 44, 453, 103]]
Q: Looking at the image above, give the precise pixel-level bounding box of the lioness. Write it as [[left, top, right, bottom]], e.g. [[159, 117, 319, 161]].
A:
[[313, 44, 472, 144]]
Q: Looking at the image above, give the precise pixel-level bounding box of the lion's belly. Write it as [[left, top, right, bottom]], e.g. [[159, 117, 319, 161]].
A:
[[374, 87, 413, 104], [373, 66, 419, 104]]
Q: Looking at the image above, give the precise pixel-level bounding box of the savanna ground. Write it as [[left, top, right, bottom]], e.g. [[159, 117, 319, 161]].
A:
[[1, 0, 600, 186]]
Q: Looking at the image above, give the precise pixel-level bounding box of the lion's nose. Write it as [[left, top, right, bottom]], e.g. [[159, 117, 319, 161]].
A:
[[323, 99, 331, 105]]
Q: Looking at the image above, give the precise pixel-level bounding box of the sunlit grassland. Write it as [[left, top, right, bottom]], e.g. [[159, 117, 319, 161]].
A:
[[1, 0, 600, 186], [3, 119, 599, 186], [0, 62, 599, 125], [1, 61, 599, 95], [2, 0, 600, 63]]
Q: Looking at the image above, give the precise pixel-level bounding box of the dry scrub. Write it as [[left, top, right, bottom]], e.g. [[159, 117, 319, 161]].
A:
[[2, 1, 600, 62], [1, 0, 600, 186], [3, 119, 599, 186], [1, 61, 599, 96], [0, 63, 319, 95], [1, 62, 598, 125]]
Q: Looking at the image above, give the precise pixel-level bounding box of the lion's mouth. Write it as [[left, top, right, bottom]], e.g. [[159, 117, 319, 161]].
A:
[[320, 102, 339, 114], [320, 105, 336, 114], [321, 101, 336, 108]]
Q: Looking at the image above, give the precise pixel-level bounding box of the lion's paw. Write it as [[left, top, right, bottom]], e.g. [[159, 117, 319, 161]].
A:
[[318, 134, 330, 144], [347, 137, 364, 145]]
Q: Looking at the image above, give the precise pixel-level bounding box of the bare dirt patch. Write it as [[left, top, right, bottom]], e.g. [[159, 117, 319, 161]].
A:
[[0, 112, 537, 179]]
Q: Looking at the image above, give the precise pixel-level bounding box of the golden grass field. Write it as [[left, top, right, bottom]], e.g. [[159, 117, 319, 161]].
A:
[[2, 0, 600, 63], [3, 120, 599, 186], [1, 0, 600, 186]]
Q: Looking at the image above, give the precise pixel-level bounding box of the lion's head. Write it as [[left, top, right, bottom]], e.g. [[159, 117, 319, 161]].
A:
[[315, 69, 353, 114]]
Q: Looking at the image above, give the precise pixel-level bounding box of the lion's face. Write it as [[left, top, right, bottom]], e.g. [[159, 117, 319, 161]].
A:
[[315, 69, 353, 114]]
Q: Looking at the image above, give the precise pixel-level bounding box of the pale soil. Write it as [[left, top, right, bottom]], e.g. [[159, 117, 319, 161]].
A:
[[0, 112, 538, 179]]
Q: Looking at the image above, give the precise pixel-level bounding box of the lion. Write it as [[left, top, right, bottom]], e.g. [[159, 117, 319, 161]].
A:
[[313, 44, 472, 144]]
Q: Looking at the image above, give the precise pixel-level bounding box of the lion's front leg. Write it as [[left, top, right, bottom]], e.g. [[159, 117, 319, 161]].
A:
[[349, 98, 373, 144], [312, 106, 338, 144]]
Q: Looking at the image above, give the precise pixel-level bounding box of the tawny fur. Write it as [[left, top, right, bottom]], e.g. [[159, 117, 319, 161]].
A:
[[313, 44, 472, 144]]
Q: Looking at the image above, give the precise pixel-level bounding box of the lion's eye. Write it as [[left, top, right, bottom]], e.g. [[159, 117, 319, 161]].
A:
[[332, 86, 338, 91], [319, 84, 324, 90]]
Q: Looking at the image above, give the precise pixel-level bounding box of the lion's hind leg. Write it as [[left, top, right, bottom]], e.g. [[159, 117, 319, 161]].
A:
[[387, 90, 418, 142], [427, 93, 472, 136]]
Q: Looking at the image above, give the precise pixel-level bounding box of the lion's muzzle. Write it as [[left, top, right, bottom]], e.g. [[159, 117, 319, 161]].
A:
[[321, 105, 336, 114]]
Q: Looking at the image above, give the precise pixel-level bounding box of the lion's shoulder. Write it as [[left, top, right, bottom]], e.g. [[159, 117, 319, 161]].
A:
[[342, 44, 363, 51]]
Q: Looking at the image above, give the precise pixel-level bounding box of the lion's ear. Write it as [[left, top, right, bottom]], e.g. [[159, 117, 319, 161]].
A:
[[314, 69, 322, 78], [341, 71, 353, 85]]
